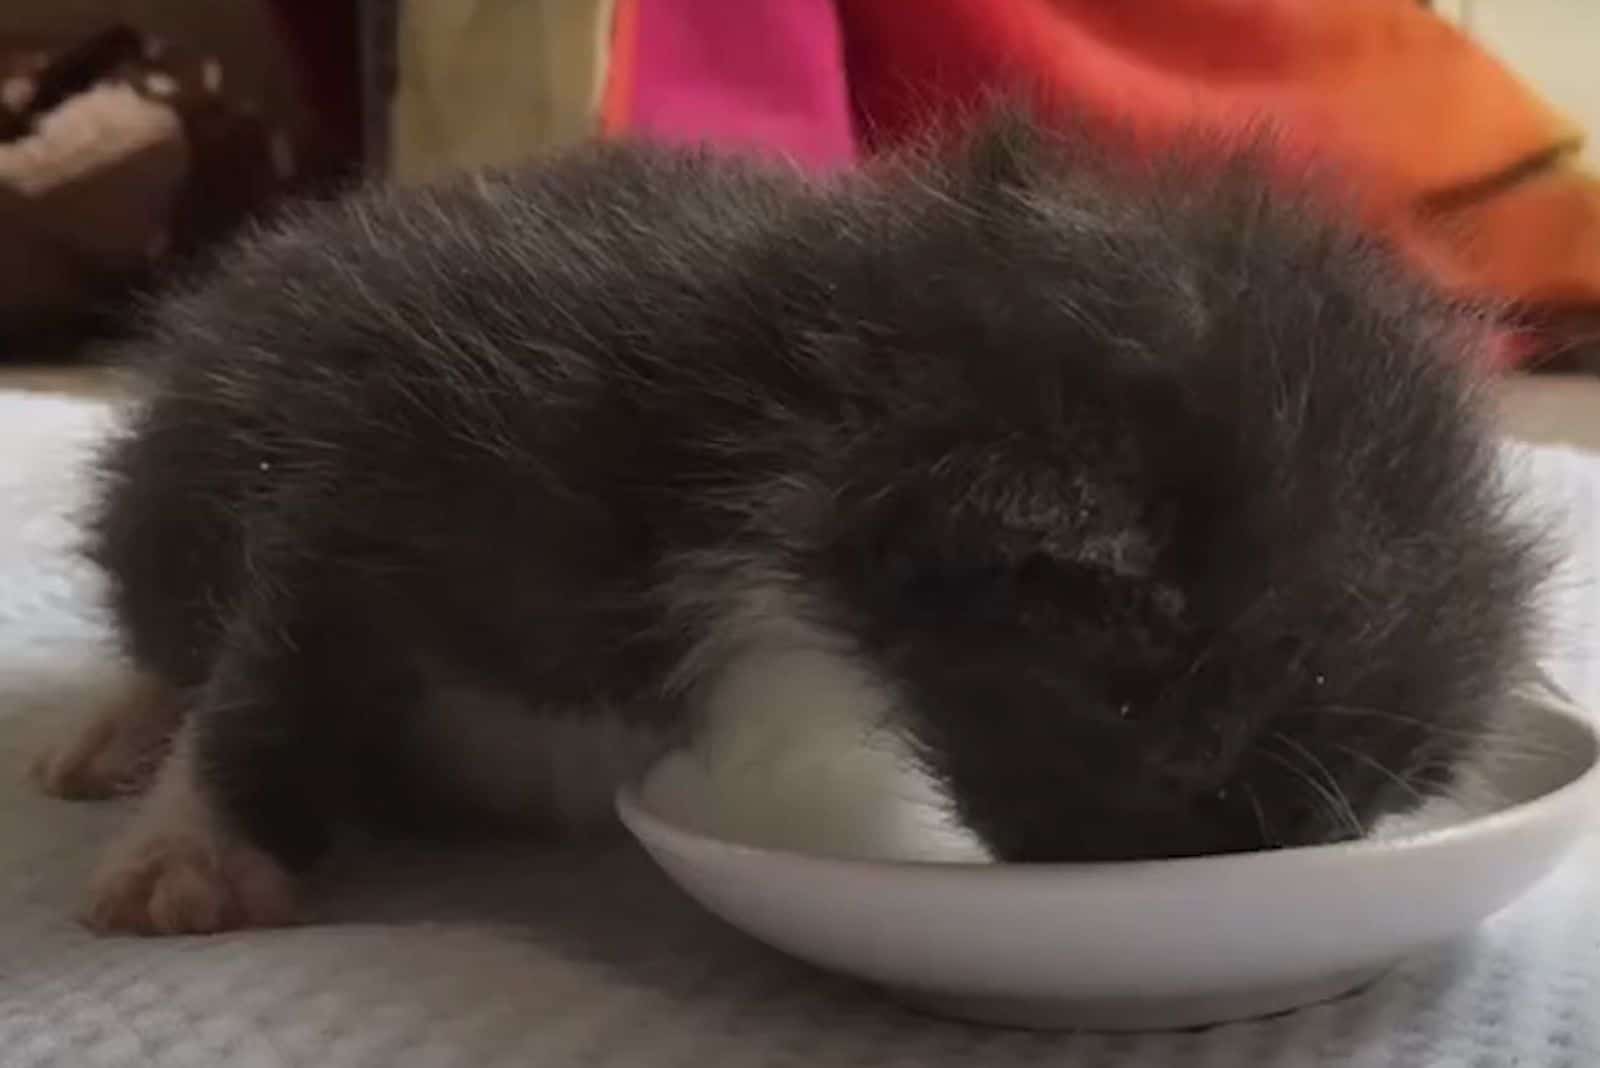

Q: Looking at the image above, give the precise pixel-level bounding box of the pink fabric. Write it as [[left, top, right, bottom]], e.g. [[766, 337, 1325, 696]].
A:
[[624, 0, 855, 169]]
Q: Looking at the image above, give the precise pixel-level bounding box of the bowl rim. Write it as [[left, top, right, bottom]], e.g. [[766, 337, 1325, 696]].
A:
[[616, 678, 1600, 881]]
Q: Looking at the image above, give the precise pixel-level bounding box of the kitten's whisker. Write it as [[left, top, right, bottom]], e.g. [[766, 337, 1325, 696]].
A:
[[1313, 704, 1562, 760], [1257, 745, 1362, 839], [1242, 781, 1272, 846], [1328, 741, 1428, 805], [1270, 731, 1364, 837], [1313, 704, 1483, 739]]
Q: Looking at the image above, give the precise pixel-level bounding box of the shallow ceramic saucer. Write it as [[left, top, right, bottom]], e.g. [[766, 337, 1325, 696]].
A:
[[618, 684, 1600, 1031]]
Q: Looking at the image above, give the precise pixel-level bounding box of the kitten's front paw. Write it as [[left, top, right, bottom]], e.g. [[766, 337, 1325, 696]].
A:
[[84, 832, 299, 936], [32, 721, 162, 801], [31, 677, 180, 800]]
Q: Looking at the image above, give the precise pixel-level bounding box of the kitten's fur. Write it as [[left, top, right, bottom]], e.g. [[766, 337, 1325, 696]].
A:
[[42, 113, 1536, 933]]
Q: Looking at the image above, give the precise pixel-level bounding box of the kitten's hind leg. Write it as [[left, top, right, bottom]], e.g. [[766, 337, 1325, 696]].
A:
[[84, 597, 342, 935], [31, 671, 183, 801], [83, 715, 300, 935]]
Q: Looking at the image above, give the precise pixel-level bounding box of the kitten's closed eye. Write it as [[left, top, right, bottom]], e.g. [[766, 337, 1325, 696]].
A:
[[1016, 555, 1139, 621], [879, 548, 1185, 633], [885, 557, 1015, 624]]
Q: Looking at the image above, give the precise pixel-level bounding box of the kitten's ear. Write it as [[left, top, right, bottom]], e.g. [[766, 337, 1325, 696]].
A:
[[960, 104, 1051, 192]]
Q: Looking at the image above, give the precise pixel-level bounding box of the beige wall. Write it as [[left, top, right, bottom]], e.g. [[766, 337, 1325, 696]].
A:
[[1439, 0, 1600, 159]]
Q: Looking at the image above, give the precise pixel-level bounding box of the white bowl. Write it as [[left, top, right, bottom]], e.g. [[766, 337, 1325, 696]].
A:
[[618, 684, 1600, 1031]]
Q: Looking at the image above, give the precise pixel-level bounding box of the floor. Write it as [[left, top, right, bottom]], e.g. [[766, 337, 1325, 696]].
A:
[[4, 363, 1597, 453], [0, 365, 126, 400], [1495, 374, 1600, 452]]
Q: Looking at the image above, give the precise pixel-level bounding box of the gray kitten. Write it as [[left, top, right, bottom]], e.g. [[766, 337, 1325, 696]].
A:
[[33, 112, 1536, 934]]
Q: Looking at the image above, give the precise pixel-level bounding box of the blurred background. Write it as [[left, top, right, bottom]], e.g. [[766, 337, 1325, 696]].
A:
[[0, 0, 1596, 445]]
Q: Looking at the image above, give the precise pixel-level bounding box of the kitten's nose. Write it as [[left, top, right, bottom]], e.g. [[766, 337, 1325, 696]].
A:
[[1144, 762, 1223, 802], [1136, 732, 1232, 801]]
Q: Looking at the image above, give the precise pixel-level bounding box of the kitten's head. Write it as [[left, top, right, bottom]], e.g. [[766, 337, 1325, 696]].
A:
[[694, 113, 1540, 862]]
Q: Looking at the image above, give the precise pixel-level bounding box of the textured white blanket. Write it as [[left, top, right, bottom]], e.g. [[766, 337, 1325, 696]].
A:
[[1, 391, 1597, 1067]]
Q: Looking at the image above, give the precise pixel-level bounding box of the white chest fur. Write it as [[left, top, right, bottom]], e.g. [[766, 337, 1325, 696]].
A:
[[410, 638, 988, 861], [411, 683, 672, 830], [661, 641, 990, 862]]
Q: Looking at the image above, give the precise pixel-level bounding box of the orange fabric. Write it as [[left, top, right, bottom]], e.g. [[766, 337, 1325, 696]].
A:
[[1423, 165, 1600, 310], [835, 0, 1600, 365], [600, 0, 638, 137]]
